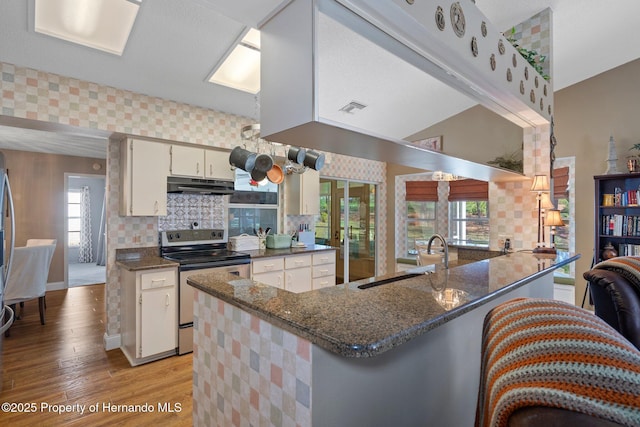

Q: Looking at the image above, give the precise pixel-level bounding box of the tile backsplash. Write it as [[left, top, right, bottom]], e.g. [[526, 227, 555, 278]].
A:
[[158, 193, 227, 231]]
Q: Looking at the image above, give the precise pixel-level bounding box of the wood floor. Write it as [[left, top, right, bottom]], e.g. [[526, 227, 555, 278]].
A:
[[1, 284, 193, 426]]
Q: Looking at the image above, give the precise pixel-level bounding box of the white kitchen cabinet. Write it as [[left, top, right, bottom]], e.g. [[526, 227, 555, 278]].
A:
[[252, 257, 285, 289], [170, 145, 235, 180], [120, 267, 178, 366], [205, 149, 235, 180], [170, 144, 204, 178], [285, 169, 320, 215], [251, 254, 314, 293], [119, 138, 169, 216], [284, 254, 312, 293], [312, 250, 336, 289]]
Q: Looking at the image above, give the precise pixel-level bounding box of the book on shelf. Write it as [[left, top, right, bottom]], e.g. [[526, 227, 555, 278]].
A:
[[618, 243, 640, 256], [609, 187, 640, 207], [601, 214, 640, 236]]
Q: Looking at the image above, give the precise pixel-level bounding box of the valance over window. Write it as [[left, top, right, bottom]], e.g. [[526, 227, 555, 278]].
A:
[[405, 181, 438, 201], [448, 179, 488, 201]]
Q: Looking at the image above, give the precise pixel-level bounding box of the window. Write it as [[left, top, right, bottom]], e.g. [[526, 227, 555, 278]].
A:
[[67, 190, 81, 247], [228, 169, 278, 236], [407, 201, 436, 254], [228, 206, 277, 236], [405, 180, 439, 255], [448, 200, 489, 246], [448, 179, 490, 246]]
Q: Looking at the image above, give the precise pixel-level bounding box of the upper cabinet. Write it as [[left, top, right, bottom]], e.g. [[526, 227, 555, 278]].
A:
[[170, 145, 234, 180], [170, 145, 203, 178], [285, 169, 320, 215], [120, 138, 170, 216], [205, 149, 234, 180]]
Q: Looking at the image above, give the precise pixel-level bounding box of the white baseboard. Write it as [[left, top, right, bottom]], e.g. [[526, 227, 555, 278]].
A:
[[104, 332, 121, 351], [46, 281, 65, 291]]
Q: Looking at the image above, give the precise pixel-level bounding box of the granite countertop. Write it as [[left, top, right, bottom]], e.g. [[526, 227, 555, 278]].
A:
[[187, 251, 580, 358], [240, 244, 336, 259], [115, 247, 179, 271]]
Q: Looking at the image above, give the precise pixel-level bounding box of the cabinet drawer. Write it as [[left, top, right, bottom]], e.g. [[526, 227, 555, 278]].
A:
[[252, 257, 284, 274], [285, 254, 312, 269], [313, 277, 334, 290], [313, 251, 335, 265], [312, 263, 336, 278], [140, 269, 176, 290]]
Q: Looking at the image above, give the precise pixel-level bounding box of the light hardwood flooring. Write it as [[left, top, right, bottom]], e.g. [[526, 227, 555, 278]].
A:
[[1, 284, 193, 426]]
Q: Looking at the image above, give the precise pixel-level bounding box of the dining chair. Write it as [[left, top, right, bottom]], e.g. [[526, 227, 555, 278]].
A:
[[4, 239, 56, 335]]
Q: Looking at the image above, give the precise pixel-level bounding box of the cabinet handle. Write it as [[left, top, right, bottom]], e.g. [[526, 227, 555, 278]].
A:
[[151, 278, 166, 284], [320, 269, 328, 274], [265, 263, 274, 270], [320, 257, 328, 262], [295, 260, 304, 265], [166, 294, 170, 306], [209, 164, 213, 175], [197, 162, 200, 174]]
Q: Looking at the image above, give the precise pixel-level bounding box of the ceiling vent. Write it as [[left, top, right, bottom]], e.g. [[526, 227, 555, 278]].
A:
[[339, 101, 367, 114]]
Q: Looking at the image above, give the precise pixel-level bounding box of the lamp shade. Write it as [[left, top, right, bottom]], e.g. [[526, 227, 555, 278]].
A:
[[545, 209, 564, 227], [530, 175, 550, 192], [540, 192, 555, 210]]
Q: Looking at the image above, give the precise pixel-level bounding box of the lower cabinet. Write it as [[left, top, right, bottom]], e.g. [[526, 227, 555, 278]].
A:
[[312, 250, 336, 289], [120, 267, 177, 366], [251, 251, 336, 293]]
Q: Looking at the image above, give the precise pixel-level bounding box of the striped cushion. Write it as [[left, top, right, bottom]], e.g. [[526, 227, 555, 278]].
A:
[[476, 298, 640, 427]]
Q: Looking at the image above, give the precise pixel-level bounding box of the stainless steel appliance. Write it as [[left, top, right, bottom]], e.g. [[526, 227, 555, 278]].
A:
[[160, 229, 250, 355], [0, 152, 16, 390]]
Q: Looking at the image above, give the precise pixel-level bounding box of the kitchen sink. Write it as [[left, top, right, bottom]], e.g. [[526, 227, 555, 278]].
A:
[[357, 273, 423, 290]]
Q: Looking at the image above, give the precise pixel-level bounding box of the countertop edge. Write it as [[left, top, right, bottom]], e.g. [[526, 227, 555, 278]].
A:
[[189, 252, 581, 358]]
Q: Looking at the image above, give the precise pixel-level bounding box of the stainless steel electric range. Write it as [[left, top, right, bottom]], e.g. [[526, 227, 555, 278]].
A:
[[160, 228, 250, 355]]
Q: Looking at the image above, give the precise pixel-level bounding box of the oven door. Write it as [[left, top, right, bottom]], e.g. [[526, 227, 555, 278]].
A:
[[178, 263, 250, 354]]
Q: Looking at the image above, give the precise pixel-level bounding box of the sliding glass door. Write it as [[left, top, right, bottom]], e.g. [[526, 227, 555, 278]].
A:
[[318, 178, 377, 284]]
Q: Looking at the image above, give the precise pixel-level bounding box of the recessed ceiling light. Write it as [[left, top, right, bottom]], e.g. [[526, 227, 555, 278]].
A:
[[208, 28, 261, 94], [34, 0, 142, 56]]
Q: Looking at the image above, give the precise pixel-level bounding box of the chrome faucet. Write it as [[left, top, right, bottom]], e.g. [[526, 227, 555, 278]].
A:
[[427, 234, 449, 269]]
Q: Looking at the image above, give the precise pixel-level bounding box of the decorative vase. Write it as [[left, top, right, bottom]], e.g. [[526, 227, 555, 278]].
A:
[[602, 242, 618, 260]]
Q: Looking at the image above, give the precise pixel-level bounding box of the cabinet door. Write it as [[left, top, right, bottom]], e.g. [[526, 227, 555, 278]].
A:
[[205, 149, 234, 180], [170, 145, 205, 178], [285, 267, 312, 293], [285, 169, 320, 215], [253, 271, 284, 289], [140, 285, 176, 358], [124, 139, 169, 216]]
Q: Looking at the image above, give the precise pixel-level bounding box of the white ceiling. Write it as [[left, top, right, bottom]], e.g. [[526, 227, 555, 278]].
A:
[[0, 0, 639, 159]]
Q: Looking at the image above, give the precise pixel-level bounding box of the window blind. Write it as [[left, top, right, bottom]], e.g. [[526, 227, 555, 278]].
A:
[[448, 179, 488, 201], [405, 181, 439, 201], [553, 166, 569, 198]]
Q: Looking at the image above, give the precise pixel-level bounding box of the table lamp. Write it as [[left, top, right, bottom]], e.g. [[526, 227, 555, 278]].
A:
[[530, 175, 550, 253], [544, 209, 565, 254]]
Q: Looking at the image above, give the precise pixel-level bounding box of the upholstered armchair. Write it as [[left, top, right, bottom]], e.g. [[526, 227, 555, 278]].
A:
[[4, 239, 56, 331], [583, 257, 640, 350]]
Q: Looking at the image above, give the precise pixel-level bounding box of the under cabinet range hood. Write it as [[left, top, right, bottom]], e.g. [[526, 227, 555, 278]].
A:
[[259, 0, 552, 182], [167, 176, 235, 195]]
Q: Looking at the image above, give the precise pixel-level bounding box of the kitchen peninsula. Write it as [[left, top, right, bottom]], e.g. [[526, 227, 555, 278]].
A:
[[187, 251, 579, 426]]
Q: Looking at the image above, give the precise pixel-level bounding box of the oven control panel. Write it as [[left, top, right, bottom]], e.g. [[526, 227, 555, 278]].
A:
[[161, 228, 226, 246]]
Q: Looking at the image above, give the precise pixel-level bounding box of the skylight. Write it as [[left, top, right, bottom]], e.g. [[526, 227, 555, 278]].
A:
[[34, 0, 142, 56], [208, 28, 261, 94]]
